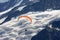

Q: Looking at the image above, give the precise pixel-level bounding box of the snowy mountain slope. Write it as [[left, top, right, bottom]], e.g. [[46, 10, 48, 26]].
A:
[[0, 0, 60, 40], [0, 0, 20, 12], [0, 10, 60, 40], [0, 0, 39, 25], [1, 0, 60, 25], [0, 0, 39, 12]]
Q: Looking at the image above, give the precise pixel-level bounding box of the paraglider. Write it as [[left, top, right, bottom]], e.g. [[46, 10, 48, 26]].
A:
[[18, 16, 32, 23]]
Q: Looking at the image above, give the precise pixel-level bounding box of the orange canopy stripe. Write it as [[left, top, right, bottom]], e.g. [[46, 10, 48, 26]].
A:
[[18, 16, 32, 23]]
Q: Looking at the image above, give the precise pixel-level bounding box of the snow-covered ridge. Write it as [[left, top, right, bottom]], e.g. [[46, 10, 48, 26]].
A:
[[0, 0, 23, 15], [0, 0, 39, 15], [0, 10, 60, 40]]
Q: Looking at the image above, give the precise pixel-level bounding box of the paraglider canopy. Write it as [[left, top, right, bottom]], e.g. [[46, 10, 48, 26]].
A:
[[18, 16, 32, 23]]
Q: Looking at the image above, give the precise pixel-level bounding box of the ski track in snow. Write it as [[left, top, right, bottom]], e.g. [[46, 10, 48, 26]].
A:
[[0, 0, 60, 40]]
